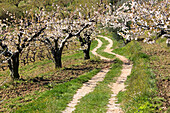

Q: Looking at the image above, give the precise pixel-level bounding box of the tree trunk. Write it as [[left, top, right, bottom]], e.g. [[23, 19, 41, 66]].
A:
[[83, 49, 90, 60], [100, 0, 103, 4], [83, 42, 91, 60], [54, 51, 62, 68], [8, 52, 20, 79]]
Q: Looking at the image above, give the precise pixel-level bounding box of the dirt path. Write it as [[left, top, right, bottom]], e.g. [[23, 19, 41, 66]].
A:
[[62, 69, 110, 113], [98, 35, 133, 113], [62, 35, 132, 113], [62, 38, 111, 113]]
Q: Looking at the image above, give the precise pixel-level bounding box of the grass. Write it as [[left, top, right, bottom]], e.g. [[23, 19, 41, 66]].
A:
[[13, 32, 120, 113], [73, 33, 122, 112], [0, 3, 22, 18], [99, 29, 125, 49], [14, 69, 101, 113], [3, 90, 43, 112], [141, 38, 170, 112], [74, 59, 122, 113], [112, 41, 159, 112], [1, 28, 165, 112], [90, 39, 99, 57], [0, 39, 96, 83], [0, 51, 81, 81], [97, 30, 161, 112]]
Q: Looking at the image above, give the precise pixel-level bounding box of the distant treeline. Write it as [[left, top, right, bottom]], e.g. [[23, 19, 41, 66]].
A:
[[0, 0, 128, 19], [0, 0, 56, 19]]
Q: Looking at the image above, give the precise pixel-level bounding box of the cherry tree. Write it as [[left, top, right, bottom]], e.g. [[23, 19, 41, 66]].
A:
[[77, 24, 96, 60], [0, 10, 47, 79], [99, 1, 131, 45], [129, 0, 170, 44], [100, 0, 169, 46], [73, 3, 102, 60], [37, 6, 93, 68]]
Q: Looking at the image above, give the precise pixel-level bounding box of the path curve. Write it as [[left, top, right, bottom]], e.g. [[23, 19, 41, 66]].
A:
[[98, 35, 133, 113], [91, 38, 110, 60]]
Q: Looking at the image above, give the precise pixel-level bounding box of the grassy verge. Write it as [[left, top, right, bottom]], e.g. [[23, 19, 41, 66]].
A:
[[14, 69, 101, 113], [98, 29, 169, 112], [142, 38, 170, 112], [113, 41, 159, 112], [90, 40, 99, 58], [74, 59, 122, 113]]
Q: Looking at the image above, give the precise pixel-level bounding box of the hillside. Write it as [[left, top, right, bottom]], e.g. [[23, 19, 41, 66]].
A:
[[0, 0, 169, 112]]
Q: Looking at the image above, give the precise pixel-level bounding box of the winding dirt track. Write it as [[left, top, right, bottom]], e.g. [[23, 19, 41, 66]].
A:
[[62, 35, 132, 113], [98, 35, 133, 113]]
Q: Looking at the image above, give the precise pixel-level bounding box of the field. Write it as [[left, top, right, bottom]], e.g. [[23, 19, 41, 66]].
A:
[[0, 29, 169, 112], [0, 0, 169, 112]]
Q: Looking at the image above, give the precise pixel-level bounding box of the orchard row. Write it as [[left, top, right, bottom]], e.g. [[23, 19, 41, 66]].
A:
[[0, 0, 169, 79]]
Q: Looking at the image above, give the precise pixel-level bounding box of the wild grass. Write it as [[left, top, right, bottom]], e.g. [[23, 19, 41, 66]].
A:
[[90, 39, 98, 57], [10, 41, 100, 113], [0, 39, 94, 82], [14, 34, 120, 113], [74, 59, 122, 113], [99, 29, 125, 49], [0, 3, 22, 18]]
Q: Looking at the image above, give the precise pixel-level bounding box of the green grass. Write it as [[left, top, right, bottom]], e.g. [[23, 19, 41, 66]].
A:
[[62, 50, 83, 60], [0, 3, 22, 18], [2, 29, 160, 113], [99, 29, 125, 49], [14, 69, 101, 113], [96, 36, 115, 59], [3, 90, 42, 112], [74, 59, 122, 113], [112, 41, 158, 112], [14, 34, 121, 113]]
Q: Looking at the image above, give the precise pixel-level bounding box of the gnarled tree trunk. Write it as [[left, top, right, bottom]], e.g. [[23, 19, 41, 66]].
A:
[[8, 52, 20, 79], [83, 41, 91, 60], [53, 50, 62, 68], [78, 35, 92, 60]]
